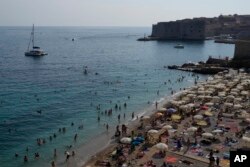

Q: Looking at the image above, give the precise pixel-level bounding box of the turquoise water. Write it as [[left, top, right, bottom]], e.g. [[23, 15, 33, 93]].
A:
[[0, 27, 234, 167]]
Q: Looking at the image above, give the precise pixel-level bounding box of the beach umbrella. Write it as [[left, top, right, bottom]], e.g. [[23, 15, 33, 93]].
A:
[[212, 129, 223, 134], [187, 103, 195, 108], [162, 125, 173, 130], [204, 111, 213, 116], [224, 103, 233, 107], [197, 95, 205, 99], [194, 114, 203, 120], [187, 127, 198, 132], [148, 129, 159, 134], [241, 91, 249, 96], [234, 97, 242, 102], [242, 136, 250, 142], [227, 95, 235, 99], [234, 104, 242, 109], [202, 132, 214, 138], [204, 95, 212, 99], [156, 112, 163, 117], [187, 94, 196, 98], [197, 120, 207, 126], [201, 106, 209, 110], [120, 137, 132, 144], [141, 116, 150, 120], [245, 118, 250, 123], [212, 96, 220, 101], [155, 143, 168, 151], [205, 102, 214, 107], [158, 108, 167, 112], [171, 114, 181, 120], [230, 92, 238, 96], [167, 108, 177, 113], [180, 105, 188, 110]]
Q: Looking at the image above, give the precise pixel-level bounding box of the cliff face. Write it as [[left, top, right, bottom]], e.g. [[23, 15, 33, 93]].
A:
[[151, 14, 250, 40]]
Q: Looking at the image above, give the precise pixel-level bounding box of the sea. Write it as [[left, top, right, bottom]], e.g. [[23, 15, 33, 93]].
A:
[[0, 27, 234, 167]]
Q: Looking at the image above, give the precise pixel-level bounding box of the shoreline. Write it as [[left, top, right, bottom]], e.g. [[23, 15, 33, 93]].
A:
[[82, 87, 197, 167]]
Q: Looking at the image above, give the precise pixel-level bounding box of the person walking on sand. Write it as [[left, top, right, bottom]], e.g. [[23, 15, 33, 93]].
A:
[[132, 112, 134, 119], [155, 101, 158, 109], [216, 157, 220, 166]]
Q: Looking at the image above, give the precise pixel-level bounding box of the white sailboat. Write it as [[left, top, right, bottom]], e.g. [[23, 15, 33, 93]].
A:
[[25, 24, 47, 56]]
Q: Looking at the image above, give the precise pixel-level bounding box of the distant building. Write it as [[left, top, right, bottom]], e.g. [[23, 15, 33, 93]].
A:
[[151, 14, 250, 40]]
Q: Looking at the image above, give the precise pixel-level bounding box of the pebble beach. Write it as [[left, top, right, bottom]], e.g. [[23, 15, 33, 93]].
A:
[[83, 69, 250, 167]]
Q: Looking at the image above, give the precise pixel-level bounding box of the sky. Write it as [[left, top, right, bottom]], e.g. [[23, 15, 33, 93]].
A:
[[0, 0, 249, 26]]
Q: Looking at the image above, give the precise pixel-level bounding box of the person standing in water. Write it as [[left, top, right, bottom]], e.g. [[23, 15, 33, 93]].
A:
[[155, 101, 158, 109]]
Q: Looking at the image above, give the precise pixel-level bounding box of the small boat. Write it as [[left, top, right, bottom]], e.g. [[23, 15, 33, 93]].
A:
[[174, 44, 184, 49], [25, 24, 47, 56]]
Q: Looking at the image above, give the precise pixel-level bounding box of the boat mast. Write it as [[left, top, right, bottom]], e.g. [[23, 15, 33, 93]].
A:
[[32, 24, 34, 48]]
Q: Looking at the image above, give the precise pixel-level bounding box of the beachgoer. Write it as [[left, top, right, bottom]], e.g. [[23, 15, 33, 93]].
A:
[[155, 101, 158, 109], [72, 151, 75, 156], [66, 152, 70, 161], [216, 157, 220, 166], [74, 133, 78, 141], [124, 102, 127, 108], [24, 155, 28, 162], [15, 153, 18, 157], [118, 114, 120, 121], [54, 149, 57, 157], [106, 124, 109, 131], [51, 161, 55, 167], [132, 112, 134, 119]]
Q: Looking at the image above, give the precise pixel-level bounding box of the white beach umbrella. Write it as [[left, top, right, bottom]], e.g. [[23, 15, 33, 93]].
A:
[[187, 94, 196, 98], [155, 143, 168, 151], [189, 103, 197, 108], [205, 102, 214, 107], [187, 127, 198, 132], [194, 114, 203, 120], [245, 118, 250, 123], [234, 97, 242, 102], [202, 133, 214, 138], [224, 103, 233, 107], [148, 129, 159, 134], [197, 95, 205, 99], [212, 129, 223, 134], [234, 104, 242, 109], [180, 105, 188, 110], [242, 136, 250, 142], [120, 137, 132, 144], [230, 92, 238, 96], [213, 96, 220, 100], [158, 108, 167, 112], [162, 125, 173, 130], [204, 96, 212, 99], [227, 95, 235, 99], [241, 91, 249, 96], [141, 116, 150, 120]]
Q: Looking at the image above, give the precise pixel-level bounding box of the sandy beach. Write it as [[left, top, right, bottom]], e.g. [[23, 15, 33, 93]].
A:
[[82, 69, 250, 167]]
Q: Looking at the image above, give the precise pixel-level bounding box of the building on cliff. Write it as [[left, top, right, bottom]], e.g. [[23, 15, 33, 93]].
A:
[[151, 14, 250, 40]]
